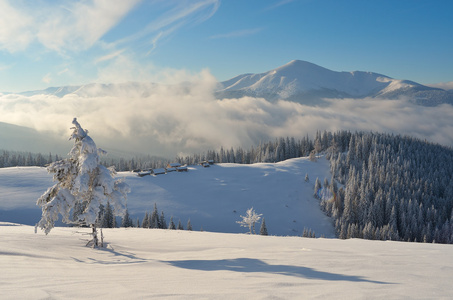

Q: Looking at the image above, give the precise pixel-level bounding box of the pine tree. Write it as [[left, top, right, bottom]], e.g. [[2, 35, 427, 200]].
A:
[[177, 219, 184, 230], [101, 201, 114, 228], [314, 177, 321, 198], [121, 208, 133, 228], [150, 203, 159, 228], [142, 212, 149, 228], [160, 211, 167, 229], [36, 118, 130, 247], [187, 219, 193, 231], [260, 218, 268, 236], [168, 216, 176, 230]]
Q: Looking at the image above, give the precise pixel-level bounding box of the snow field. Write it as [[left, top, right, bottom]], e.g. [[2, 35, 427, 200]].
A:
[[0, 157, 336, 237], [1, 223, 452, 299]]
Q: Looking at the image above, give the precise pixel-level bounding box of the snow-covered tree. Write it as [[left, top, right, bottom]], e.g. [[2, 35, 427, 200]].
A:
[[168, 216, 176, 230], [160, 211, 167, 229], [101, 201, 115, 228], [237, 207, 262, 234], [177, 219, 184, 230], [314, 177, 321, 198], [36, 118, 130, 247], [187, 219, 193, 231], [142, 212, 149, 228], [150, 203, 159, 228], [122, 207, 133, 228]]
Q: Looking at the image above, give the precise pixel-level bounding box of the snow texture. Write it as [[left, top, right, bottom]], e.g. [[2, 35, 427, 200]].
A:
[[0, 223, 452, 299]]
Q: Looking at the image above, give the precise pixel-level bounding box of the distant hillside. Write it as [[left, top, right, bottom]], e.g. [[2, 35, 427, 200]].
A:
[[0, 122, 67, 154], [0, 157, 336, 237]]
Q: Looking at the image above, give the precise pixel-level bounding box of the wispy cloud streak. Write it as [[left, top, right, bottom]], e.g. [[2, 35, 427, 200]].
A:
[[210, 28, 264, 39]]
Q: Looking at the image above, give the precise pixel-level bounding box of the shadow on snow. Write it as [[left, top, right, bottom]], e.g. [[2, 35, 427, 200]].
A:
[[166, 258, 392, 284]]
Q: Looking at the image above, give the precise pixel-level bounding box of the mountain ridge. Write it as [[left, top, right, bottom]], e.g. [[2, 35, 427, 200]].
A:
[[216, 60, 452, 106], [3, 60, 452, 106]]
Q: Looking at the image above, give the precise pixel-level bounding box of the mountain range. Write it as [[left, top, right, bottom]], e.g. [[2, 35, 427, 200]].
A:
[[216, 60, 453, 106], [8, 60, 452, 106]]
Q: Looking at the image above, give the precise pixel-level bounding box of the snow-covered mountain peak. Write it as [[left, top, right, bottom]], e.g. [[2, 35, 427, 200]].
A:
[[216, 60, 453, 106]]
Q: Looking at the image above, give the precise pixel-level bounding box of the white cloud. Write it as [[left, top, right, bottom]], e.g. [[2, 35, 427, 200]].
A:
[[42, 73, 52, 84], [263, 0, 296, 11], [115, 0, 220, 53], [36, 0, 141, 53], [426, 81, 453, 91], [0, 0, 140, 53], [0, 70, 452, 157], [95, 49, 126, 63], [0, 1, 34, 52], [57, 68, 69, 75], [209, 28, 264, 39]]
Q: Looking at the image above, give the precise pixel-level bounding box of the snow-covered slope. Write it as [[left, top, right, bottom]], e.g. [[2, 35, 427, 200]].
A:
[[1, 223, 452, 299], [0, 157, 335, 237], [216, 60, 452, 106]]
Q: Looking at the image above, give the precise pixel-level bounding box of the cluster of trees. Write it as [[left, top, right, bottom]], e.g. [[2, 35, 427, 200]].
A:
[[0, 150, 58, 168], [175, 134, 340, 166], [97, 202, 193, 231], [101, 133, 335, 171], [316, 132, 453, 244]]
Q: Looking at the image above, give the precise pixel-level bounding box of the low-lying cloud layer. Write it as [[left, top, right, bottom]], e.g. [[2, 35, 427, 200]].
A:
[[1, 70, 452, 158]]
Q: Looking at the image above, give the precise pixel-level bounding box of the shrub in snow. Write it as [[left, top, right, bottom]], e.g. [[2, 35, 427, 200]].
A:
[[36, 118, 130, 247], [237, 207, 262, 234]]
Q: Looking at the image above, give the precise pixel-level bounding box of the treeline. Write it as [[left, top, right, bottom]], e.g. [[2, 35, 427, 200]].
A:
[[93, 202, 193, 231], [175, 133, 346, 166], [0, 150, 59, 168], [318, 132, 453, 244]]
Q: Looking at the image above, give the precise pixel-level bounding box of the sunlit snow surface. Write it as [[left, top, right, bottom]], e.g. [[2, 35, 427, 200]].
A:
[[0, 224, 452, 299], [0, 157, 335, 237], [1, 157, 452, 299]]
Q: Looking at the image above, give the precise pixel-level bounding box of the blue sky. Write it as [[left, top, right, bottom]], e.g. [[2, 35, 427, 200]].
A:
[[1, 0, 452, 92]]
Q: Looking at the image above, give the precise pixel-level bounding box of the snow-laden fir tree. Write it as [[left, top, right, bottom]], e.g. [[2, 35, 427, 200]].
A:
[[36, 118, 130, 247], [168, 216, 176, 230], [122, 207, 133, 228], [142, 212, 149, 228], [150, 203, 159, 228], [177, 219, 184, 230], [100, 201, 115, 228], [237, 207, 262, 234], [160, 211, 167, 229]]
